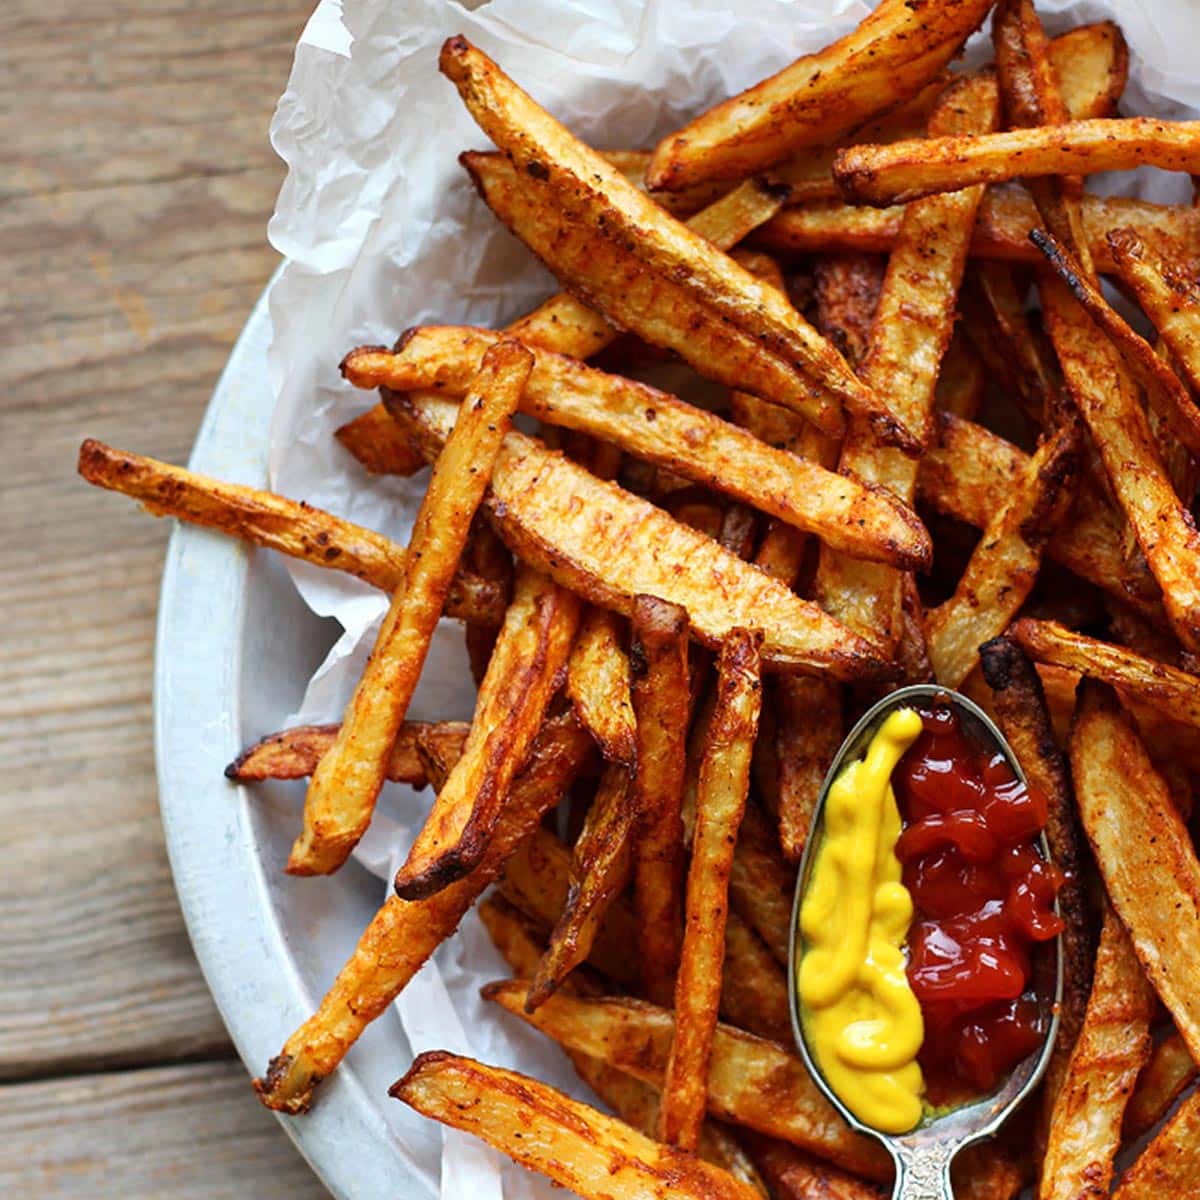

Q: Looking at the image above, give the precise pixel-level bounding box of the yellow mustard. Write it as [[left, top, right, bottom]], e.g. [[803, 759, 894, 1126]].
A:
[[798, 707, 926, 1134]]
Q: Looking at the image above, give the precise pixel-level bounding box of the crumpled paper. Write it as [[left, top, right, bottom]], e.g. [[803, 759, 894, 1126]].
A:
[[264, 1, 1200, 1196]]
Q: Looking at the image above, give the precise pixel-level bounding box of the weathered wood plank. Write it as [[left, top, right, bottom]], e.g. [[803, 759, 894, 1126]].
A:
[[0, 1060, 330, 1198]]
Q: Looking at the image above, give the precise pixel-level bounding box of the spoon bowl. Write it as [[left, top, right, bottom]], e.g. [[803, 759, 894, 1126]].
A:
[[788, 684, 1063, 1199]]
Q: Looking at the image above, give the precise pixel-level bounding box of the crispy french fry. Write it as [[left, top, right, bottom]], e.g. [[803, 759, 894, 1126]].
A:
[[741, 1132, 886, 1200], [226, 720, 469, 786], [1114, 1089, 1200, 1199], [927, 419, 1078, 687], [1037, 906, 1154, 1200], [645, 0, 993, 191], [390, 1052, 762, 1200], [835, 118, 1200, 208], [334, 404, 426, 476], [813, 253, 885, 370], [629, 594, 691, 1007], [1070, 680, 1200, 1062], [1124, 1029, 1198, 1142], [1033, 229, 1200, 456], [527, 765, 633, 1010], [720, 910, 792, 1046], [567, 608, 636, 764], [482, 981, 890, 1181], [392, 564, 579, 897], [756, 189, 1200, 273], [289, 341, 531, 875], [774, 676, 841, 863], [77, 439, 507, 626], [388, 390, 895, 679], [661, 630, 762, 1149], [253, 713, 591, 1113], [728, 802, 796, 968], [345, 329, 931, 569], [935, 330, 986, 420]]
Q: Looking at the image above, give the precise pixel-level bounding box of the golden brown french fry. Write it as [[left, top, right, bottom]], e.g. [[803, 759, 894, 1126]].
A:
[[1038, 905, 1154, 1200], [392, 564, 579, 896], [835, 118, 1200, 208], [728, 803, 796, 968], [629, 594, 690, 1007], [927, 419, 1078, 687], [1114, 1088, 1200, 1199], [1070, 680, 1200, 1062], [1033, 229, 1200, 456], [253, 713, 591, 1113], [813, 253, 885, 370], [720, 910, 792, 1046], [527, 765, 633, 1009], [773, 676, 841, 864], [390, 1051, 762, 1200], [661, 630, 761, 1150], [645, 0, 993, 191], [1124, 1029, 1198, 1142], [77, 438, 508, 626], [742, 1132, 886, 1200], [443, 38, 919, 449], [226, 721, 469, 786], [817, 71, 999, 656], [977, 636, 1092, 1133], [935, 330, 986, 420], [289, 341, 531, 875], [756, 189, 1200, 273], [388, 390, 896, 679], [567, 608, 636, 764], [345, 329, 931, 569], [483, 981, 890, 1180], [334, 404, 426, 476]]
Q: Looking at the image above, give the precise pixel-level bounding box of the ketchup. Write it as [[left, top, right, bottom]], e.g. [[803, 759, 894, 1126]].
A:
[[892, 704, 1063, 1102]]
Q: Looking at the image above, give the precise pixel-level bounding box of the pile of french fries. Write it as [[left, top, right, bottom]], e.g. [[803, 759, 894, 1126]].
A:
[[82, 0, 1200, 1195]]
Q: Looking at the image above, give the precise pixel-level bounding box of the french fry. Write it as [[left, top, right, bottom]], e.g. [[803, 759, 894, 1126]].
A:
[[935, 330, 986, 420], [289, 341, 531, 875], [389, 1052, 762, 1200], [443, 39, 924, 449], [1070, 680, 1200, 1062], [388, 390, 896, 679], [1038, 906, 1154, 1200], [392, 564, 580, 897], [813, 253, 885, 370], [334, 403, 426, 476], [225, 720, 469, 787], [720, 910, 792, 1046], [727, 803, 796, 968], [482, 981, 891, 1181], [661, 630, 762, 1150], [774, 676, 841, 863], [1108, 226, 1200, 400], [927, 419, 1078, 687], [756, 189, 1200, 273], [567, 608, 636, 764], [77, 439, 507, 626], [741, 1133, 886, 1200], [1113, 1089, 1200, 1199], [345, 329, 931, 569], [834, 118, 1200, 208], [629, 595, 691, 1007], [527, 765, 633, 1009], [253, 712, 591, 1113], [1124, 1029, 1198, 1142], [645, 0, 993, 191]]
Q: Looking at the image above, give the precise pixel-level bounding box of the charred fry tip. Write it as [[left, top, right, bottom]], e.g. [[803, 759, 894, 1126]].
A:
[[77, 437, 108, 478], [393, 850, 478, 901], [252, 1054, 314, 1114], [978, 633, 1023, 693]]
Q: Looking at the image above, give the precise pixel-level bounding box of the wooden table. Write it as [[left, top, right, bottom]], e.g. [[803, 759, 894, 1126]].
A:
[[0, 3, 329, 1194]]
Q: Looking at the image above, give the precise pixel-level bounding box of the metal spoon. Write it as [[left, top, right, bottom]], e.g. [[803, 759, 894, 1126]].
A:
[[788, 684, 1063, 1200]]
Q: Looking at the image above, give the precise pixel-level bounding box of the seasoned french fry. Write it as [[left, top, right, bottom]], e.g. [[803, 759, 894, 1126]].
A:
[[661, 630, 762, 1150], [567, 608, 636, 764], [720, 910, 792, 1046], [482, 981, 891, 1181], [345, 329, 931, 569], [390, 1052, 762, 1200], [645, 0, 993, 191], [77, 439, 507, 626], [1070, 680, 1200, 1062], [226, 720, 469, 787], [741, 1133, 886, 1200], [774, 676, 841, 863], [727, 803, 796, 968], [813, 253, 885, 370], [392, 564, 579, 897], [756, 189, 1200, 273], [1038, 906, 1154, 1200], [927, 419, 1078, 687], [289, 341, 531, 875], [253, 713, 591, 1112], [1114, 1089, 1200, 1199], [935, 330, 986, 420], [527, 765, 633, 1009], [1124, 1029, 1198, 1142], [835, 118, 1200, 208], [629, 595, 691, 1007], [334, 404, 426, 476], [388, 390, 895, 679]]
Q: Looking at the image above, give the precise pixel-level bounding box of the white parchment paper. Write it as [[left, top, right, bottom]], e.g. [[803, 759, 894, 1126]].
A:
[[263, 2, 1200, 1195]]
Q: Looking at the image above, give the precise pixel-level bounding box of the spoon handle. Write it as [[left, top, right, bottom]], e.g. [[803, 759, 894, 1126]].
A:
[[891, 1140, 956, 1200]]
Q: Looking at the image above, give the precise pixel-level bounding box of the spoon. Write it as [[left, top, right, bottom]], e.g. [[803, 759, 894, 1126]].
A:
[[788, 684, 1063, 1200]]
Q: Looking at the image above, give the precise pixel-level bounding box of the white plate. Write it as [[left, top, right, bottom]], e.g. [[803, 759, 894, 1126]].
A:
[[154, 273, 440, 1200]]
